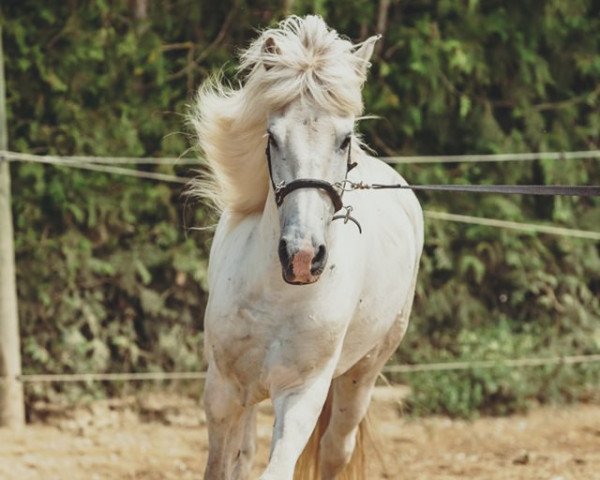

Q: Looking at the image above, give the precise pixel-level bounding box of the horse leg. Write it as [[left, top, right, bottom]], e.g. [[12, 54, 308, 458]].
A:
[[319, 365, 378, 480], [320, 311, 412, 479], [231, 406, 257, 480], [259, 370, 334, 480], [203, 366, 245, 480]]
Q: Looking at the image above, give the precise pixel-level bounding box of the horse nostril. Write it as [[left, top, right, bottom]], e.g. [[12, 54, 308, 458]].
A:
[[311, 244, 327, 274], [278, 238, 290, 266]]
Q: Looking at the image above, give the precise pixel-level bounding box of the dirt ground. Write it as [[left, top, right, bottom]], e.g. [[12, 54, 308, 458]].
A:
[[1, 387, 599, 480]]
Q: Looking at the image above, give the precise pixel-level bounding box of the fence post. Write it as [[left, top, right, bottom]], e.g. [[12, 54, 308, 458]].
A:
[[0, 26, 25, 428]]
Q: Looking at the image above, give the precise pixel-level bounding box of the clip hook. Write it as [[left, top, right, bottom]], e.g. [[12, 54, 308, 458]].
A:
[[332, 205, 363, 234]]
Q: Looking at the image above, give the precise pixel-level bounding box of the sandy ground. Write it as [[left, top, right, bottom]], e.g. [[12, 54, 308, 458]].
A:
[[0, 388, 599, 480]]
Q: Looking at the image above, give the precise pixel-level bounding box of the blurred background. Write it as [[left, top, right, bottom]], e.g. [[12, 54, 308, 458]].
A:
[[2, 0, 599, 423]]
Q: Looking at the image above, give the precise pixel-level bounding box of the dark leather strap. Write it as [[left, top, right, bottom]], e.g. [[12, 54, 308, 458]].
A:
[[274, 179, 344, 211], [368, 183, 600, 196]]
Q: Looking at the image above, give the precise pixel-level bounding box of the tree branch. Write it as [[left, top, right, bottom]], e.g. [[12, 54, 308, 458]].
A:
[[160, 42, 195, 52], [375, 0, 391, 55]]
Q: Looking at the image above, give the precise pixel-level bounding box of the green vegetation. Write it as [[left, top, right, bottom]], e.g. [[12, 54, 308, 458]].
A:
[[2, 1, 599, 416]]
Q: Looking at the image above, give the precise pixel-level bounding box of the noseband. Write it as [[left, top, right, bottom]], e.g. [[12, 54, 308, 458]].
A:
[[273, 178, 345, 212], [265, 136, 361, 231]]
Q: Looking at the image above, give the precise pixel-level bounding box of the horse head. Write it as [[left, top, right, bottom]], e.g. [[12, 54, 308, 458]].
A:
[[258, 28, 380, 284]]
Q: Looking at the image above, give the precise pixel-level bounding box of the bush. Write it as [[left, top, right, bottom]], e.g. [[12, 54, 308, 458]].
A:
[[3, 0, 599, 415]]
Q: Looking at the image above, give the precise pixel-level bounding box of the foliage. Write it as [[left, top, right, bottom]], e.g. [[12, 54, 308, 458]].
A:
[[2, 0, 599, 415]]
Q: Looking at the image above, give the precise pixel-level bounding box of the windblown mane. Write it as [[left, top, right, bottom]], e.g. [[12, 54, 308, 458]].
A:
[[190, 15, 371, 216]]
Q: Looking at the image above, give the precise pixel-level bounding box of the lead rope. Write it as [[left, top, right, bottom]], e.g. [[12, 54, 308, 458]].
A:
[[330, 180, 600, 235], [333, 181, 600, 197]]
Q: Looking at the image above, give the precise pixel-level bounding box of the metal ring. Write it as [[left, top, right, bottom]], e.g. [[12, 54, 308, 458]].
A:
[[334, 180, 357, 192]]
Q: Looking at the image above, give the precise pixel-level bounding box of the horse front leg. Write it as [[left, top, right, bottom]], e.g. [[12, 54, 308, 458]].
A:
[[259, 368, 334, 480], [319, 367, 378, 480], [203, 366, 246, 480], [231, 406, 257, 480], [320, 311, 412, 479]]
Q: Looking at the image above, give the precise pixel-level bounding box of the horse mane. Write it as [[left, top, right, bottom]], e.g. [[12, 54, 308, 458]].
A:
[[190, 15, 372, 216]]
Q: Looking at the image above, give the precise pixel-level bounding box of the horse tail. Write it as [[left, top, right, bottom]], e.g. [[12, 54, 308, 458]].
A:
[[294, 390, 370, 480]]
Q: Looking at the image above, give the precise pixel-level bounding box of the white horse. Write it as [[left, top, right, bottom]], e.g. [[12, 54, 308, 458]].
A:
[[192, 15, 423, 480]]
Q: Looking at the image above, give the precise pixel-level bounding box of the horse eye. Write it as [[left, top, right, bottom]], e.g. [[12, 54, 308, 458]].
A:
[[268, 131, 279, 149], [339, 135, 351, 151]]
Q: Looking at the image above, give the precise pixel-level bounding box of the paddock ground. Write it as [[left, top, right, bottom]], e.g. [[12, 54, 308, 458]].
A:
[[1, 387, 599, 480]]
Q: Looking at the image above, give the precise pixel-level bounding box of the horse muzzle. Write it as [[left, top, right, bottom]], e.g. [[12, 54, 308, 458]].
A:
[[278, 238, 328, 285]]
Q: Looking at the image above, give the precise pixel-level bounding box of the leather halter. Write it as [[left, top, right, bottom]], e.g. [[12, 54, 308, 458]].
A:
[[265, 135, 356, 213], [273, 178, 344, 211]]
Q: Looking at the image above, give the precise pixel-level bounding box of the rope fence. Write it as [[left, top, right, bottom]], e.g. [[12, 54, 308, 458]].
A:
[[385, 150, 600, 164], [1, 149, 598, 402], [15, 372, 207, 383], [8, 354, 600, 384], [424, 211, 600, 240], [4, 149, 600, 166], [3, 151, 190, 184], [383, 354, 600, 374], [3, 149, 598, 241], [1, 150, 199, 166]]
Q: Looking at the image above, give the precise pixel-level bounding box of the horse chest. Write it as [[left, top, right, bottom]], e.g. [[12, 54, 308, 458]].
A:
[[207, 291, 348, 393]]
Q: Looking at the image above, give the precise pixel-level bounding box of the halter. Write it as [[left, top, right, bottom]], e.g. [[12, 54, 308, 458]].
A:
[[265, 136, 362, 231]]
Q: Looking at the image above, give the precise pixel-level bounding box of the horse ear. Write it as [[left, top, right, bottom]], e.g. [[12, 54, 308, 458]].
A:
[[262, 36, 281, 71], [354, 34, 381, 74]]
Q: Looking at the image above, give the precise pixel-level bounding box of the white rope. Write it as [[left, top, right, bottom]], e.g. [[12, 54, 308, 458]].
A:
[[383, 354, 600, 373], [9, 354, 600, 383], [424, 211, 600, 240], [1, 150, 200, 166], [5, 151, 189, 184], [384, 150, 600, 164], [4, 149, 600, 166], [15, 372, 207, 383]]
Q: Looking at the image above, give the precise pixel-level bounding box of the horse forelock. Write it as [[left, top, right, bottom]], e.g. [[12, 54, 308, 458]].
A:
[[190, 15, 368, 217]]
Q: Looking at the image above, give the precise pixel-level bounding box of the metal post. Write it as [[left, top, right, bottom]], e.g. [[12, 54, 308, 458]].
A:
[[0, 25, 25, 428]]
